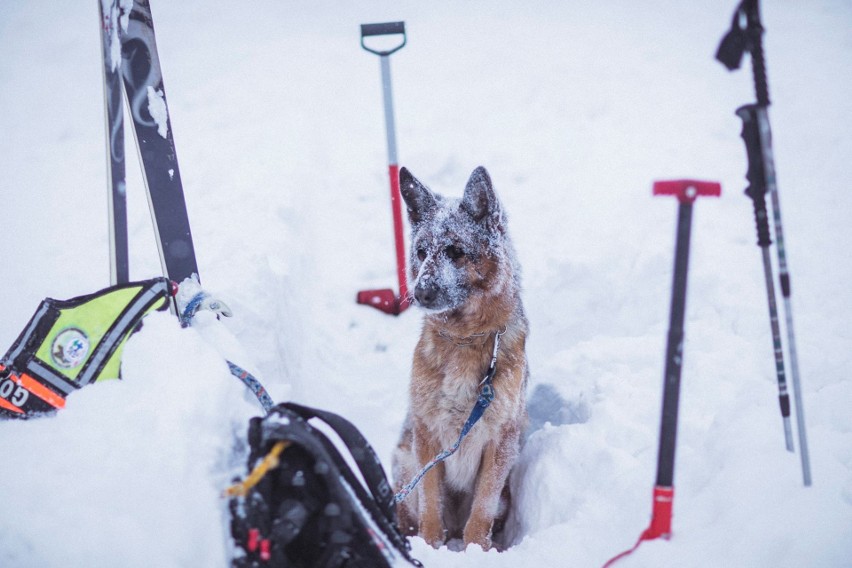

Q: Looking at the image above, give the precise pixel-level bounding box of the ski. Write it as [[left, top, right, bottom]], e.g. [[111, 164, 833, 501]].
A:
[[120, 0, 199, 294], [98, 0, 130, 285]]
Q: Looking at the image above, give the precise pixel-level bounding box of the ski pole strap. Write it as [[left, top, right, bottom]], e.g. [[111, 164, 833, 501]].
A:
[[716, 0, 770, 105], [394, 328, 503, 504]]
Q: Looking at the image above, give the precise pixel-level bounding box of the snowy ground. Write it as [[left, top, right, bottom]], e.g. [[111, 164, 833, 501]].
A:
[[1, 1, 851, 567]]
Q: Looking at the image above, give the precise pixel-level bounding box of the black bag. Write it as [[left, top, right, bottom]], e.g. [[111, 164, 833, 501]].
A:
[[228, 402, 422, 568]]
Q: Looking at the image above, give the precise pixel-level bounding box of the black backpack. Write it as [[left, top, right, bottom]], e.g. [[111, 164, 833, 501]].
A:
[[228, 402, 422, 568]]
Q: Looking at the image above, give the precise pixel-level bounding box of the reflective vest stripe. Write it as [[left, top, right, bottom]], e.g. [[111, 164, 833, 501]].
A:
[[78, 281, 168, 386], [26, 359, 78, 395]]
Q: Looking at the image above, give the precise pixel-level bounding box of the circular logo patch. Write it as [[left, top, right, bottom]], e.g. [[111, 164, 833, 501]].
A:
[[51, 328, 90, 369]]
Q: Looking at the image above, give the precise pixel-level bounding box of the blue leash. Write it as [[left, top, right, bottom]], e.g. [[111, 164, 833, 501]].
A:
[[180, 290, 275, 414], [225, 360, 275, 414], [393, 328, 505, 504]]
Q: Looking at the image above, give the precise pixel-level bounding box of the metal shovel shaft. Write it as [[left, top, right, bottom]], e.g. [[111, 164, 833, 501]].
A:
[[378, 55, 409, 306], [656, 201, 693, 488]]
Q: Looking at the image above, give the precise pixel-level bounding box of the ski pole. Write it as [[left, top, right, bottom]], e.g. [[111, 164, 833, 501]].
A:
[[356, 21, 410, 316], [603, 179, 720, 567], [717, 0, 811, 486], [737, 104, 794, 452]]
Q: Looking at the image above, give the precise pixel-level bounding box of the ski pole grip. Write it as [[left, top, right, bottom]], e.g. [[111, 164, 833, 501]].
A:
[[360, 21, 407, 56], [653, 180, 721, 203], [736, 104, 766, 191], [737, 104, 772, 247]]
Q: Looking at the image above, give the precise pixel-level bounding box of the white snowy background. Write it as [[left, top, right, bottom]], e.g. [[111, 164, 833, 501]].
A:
[[1, 1, 850, 567]]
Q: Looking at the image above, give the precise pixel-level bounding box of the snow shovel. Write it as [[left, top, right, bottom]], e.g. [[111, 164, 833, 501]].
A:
[[604, 179, 720, 566], [356, 21, 410, 315]]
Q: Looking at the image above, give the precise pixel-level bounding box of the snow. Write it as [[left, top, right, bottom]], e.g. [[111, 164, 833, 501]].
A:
[[0, 1, 851, 567], [146, 86, 169, 139], [101, 0, 133, 70]]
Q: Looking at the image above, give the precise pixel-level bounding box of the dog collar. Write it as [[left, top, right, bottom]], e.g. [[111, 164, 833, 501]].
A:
[[437, 326, 506, 347]]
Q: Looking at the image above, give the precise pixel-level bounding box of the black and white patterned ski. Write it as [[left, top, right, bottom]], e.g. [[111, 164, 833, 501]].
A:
[[98, 0, 130, 285], [99, 0, 200, 297]]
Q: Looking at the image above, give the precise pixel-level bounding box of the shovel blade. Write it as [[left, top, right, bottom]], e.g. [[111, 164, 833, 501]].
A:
[[356, 288, 409, 315]]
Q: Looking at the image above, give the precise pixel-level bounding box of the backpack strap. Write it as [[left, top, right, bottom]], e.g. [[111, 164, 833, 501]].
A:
[[279, 402, 396, 520], [264, 402, 421, 567]]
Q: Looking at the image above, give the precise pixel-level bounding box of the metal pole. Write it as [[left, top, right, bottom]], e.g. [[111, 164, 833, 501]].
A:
[[656, 200, 692, 491], [379, 56, 398, 166], [379, 55, 409, 308], [756, 105, 812, 485], [738, 103, 795, 452]]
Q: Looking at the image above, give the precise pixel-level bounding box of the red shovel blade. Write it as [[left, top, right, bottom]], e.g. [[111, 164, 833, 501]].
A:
[[356, 288, 409, 315]]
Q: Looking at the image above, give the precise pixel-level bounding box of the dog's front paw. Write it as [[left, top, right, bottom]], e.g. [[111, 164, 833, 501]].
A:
[[463, 517, 493, 551], [419, 518, 446, 549]]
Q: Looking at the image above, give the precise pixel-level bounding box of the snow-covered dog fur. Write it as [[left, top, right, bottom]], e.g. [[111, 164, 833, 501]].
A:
[[392, 166, 529, 550]]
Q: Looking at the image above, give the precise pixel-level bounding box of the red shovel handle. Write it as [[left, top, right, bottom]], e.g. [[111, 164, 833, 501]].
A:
[[653, 179, 721, 203]]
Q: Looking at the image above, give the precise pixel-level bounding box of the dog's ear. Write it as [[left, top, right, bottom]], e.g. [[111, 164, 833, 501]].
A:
[[461, 166, 504, 233], [400, 167, 437, 225]]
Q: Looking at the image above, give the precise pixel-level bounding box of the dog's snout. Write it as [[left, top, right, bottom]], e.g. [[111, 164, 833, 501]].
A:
[[414, 282, 440, 307]]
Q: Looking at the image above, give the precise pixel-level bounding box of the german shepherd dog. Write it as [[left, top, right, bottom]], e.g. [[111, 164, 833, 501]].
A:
[[392, 166, 529, 550]]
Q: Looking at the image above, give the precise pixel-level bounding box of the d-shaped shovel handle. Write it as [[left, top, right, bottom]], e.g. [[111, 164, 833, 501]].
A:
[[360, 21, 407, 56]]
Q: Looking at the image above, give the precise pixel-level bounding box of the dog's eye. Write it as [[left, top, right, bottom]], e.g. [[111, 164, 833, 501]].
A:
[[417, 249, 427, 261], [445, 245, 465, 260]]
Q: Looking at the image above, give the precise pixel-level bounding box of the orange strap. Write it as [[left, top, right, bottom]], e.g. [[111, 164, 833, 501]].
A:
[[0, 397, 23, 414], [1, 365, 67, 412]]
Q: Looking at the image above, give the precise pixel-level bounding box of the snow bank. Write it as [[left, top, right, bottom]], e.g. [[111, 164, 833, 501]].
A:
[[0, 1, 850, 567]]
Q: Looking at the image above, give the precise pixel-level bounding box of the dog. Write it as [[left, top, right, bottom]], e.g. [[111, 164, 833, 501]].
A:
[[392, 166, 529, 551]]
